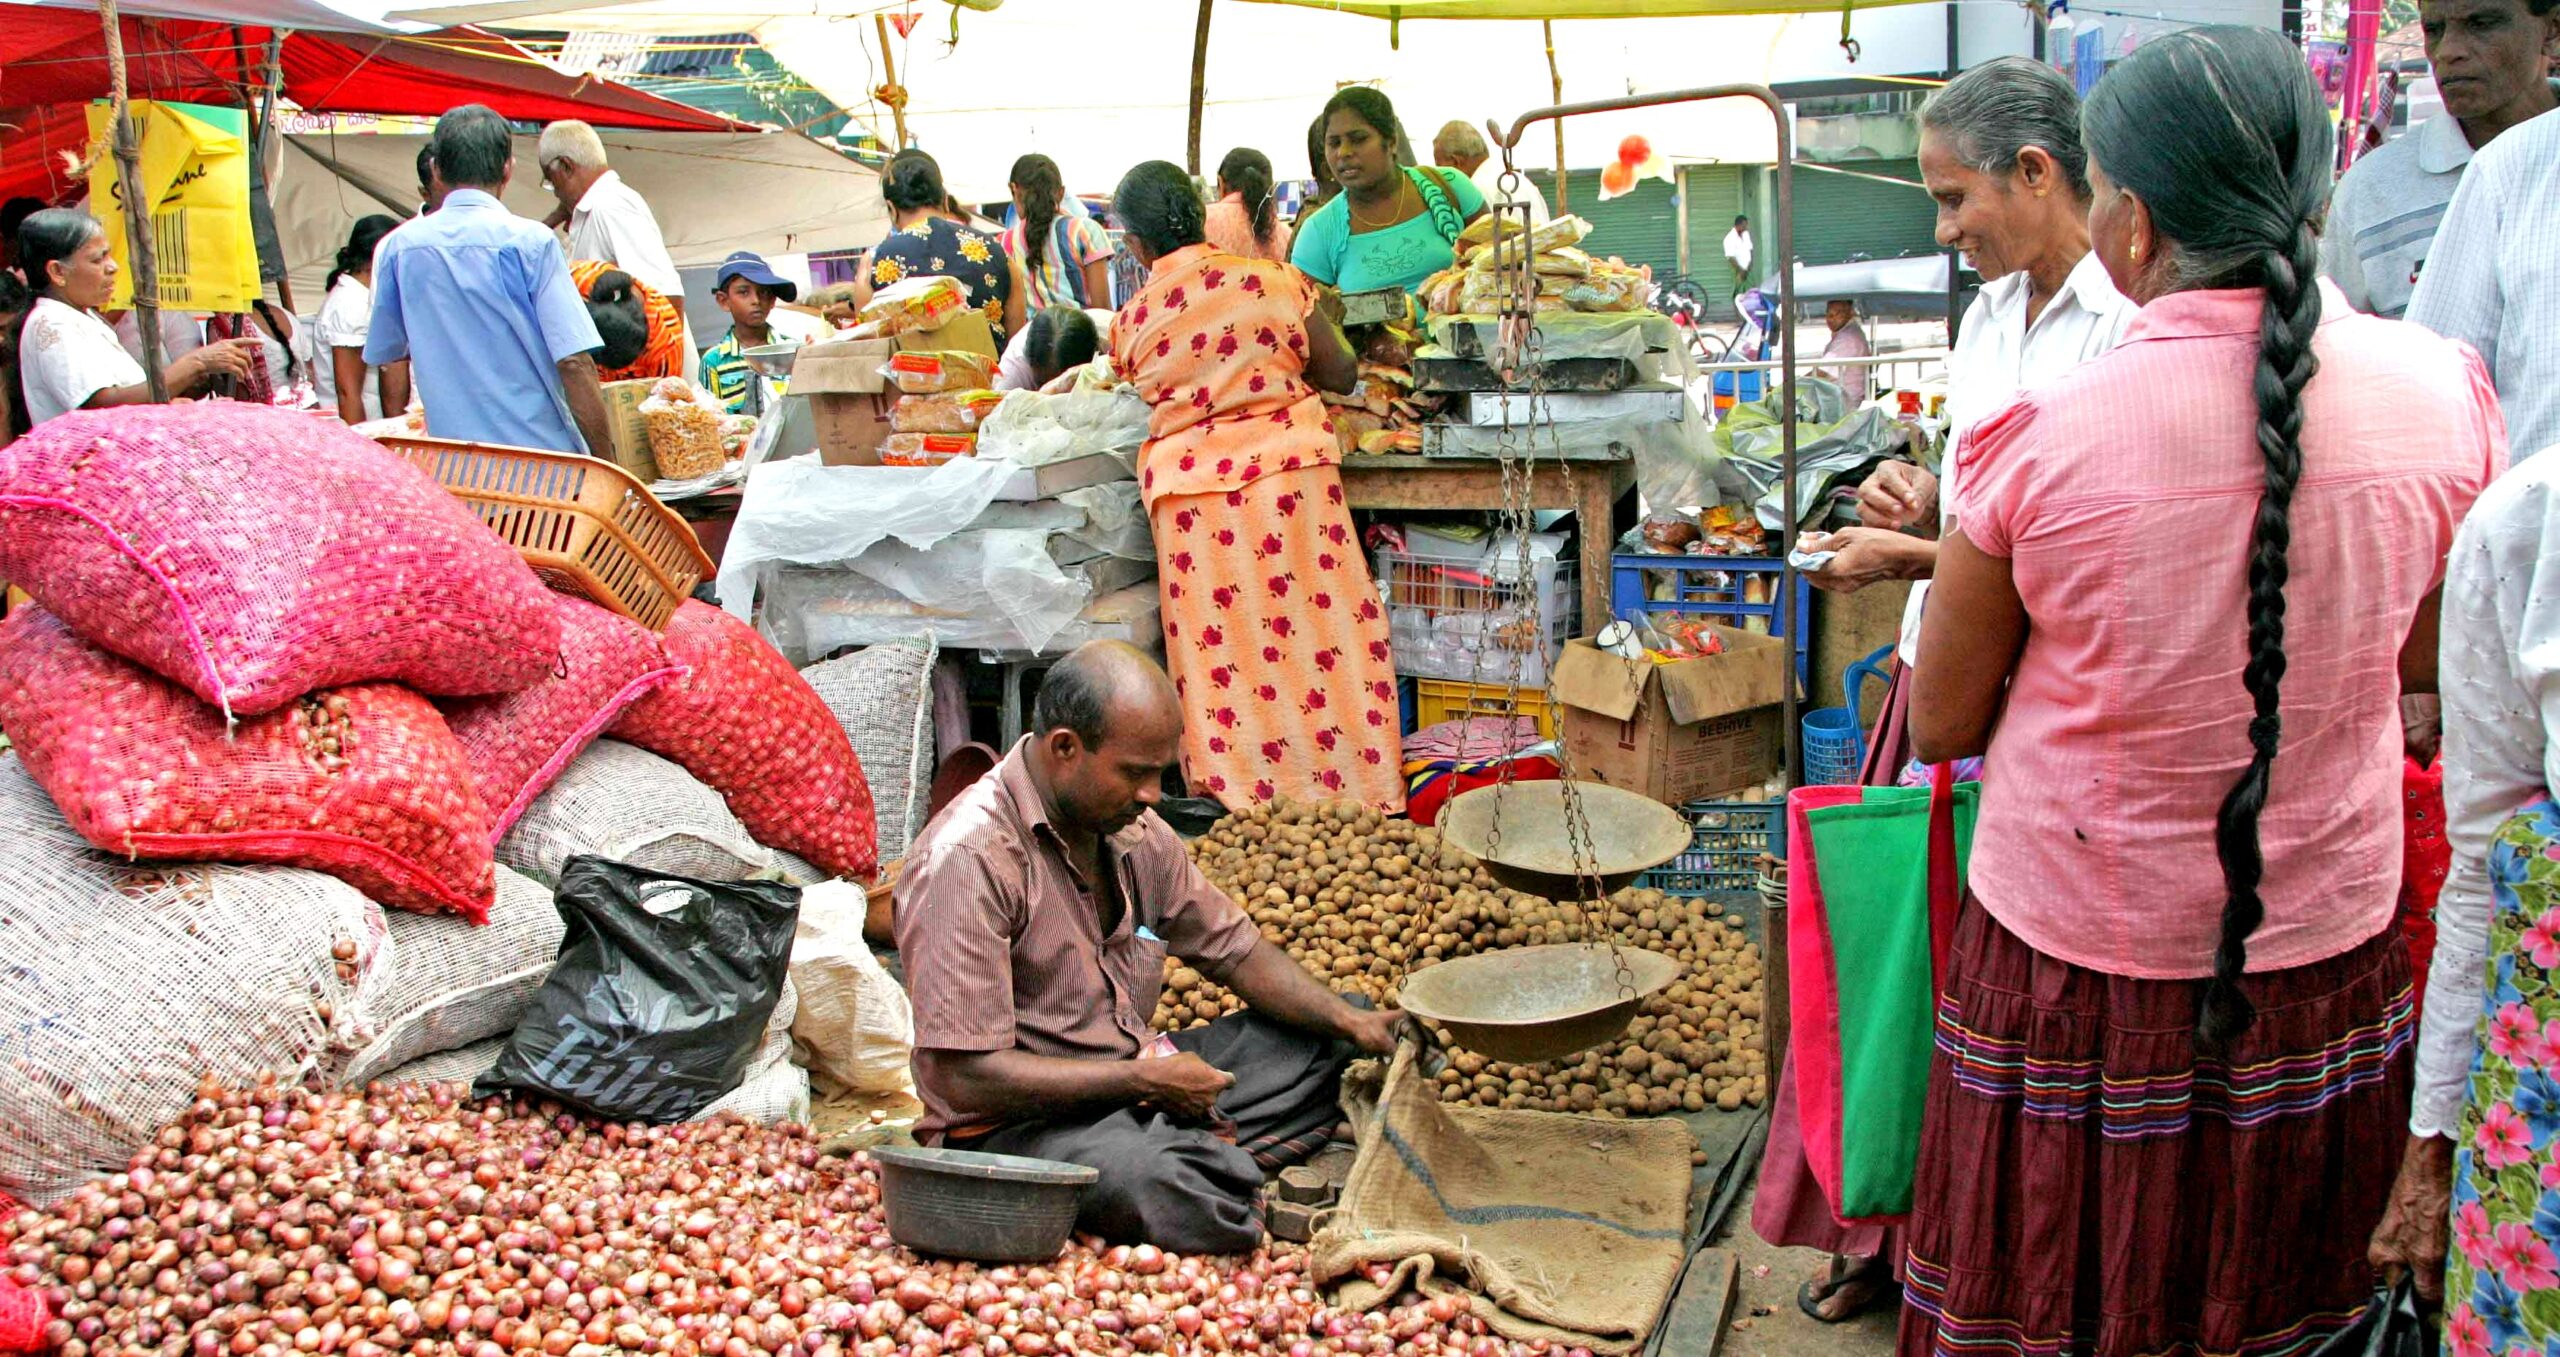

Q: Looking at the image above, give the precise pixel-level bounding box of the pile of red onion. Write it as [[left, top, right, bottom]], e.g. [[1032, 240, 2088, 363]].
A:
[[3, 1078, 1599, 1357]]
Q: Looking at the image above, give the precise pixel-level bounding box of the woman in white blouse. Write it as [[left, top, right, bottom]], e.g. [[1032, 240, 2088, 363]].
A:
[[7, 209, 256, 436], [1754, 55, 2137, 1326], [315, 215, 409, 425]]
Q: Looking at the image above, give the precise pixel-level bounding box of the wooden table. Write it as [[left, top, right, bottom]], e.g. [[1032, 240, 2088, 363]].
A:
[[1337, 453, 1636, 637]]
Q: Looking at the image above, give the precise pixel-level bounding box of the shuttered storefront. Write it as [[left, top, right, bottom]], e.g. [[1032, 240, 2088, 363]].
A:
[[1678, 164, 1750, 314], [1787, 157, 1941, 267], [1524, 170, 1680, 282]]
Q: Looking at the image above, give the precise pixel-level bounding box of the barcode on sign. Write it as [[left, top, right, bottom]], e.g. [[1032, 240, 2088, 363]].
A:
[[150, 210, 195, 307]]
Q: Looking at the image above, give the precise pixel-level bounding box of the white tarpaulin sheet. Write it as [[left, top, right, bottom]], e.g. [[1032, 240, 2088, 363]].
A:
[[716, 454, 1024, 623], [272, 128, 885, 304]]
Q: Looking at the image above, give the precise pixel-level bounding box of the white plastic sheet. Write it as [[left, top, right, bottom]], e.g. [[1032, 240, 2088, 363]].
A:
[[1056, 482, 1155, 560], [976, 386, 1151, 469], [716, 454, 1024, 622], [759, 530, 1094, 660]]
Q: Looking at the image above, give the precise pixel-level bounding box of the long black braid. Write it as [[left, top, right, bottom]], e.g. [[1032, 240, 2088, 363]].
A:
[[2082, 27, 2332, 1052], [1010, 155, 1066, 278]]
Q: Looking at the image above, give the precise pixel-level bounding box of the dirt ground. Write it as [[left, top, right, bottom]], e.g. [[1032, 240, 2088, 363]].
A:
[[1711, 1181, 1901, 1357]]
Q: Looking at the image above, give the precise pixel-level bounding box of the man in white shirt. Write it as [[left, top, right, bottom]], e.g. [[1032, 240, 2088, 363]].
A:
[[540, 120, 692, 371], [1723, 216, 1754, 290], [2408, 102, 2560, 460], [1430, 120, 1550, 225], [2324, 0, 2558, 318], [538, 121, 684, 303]]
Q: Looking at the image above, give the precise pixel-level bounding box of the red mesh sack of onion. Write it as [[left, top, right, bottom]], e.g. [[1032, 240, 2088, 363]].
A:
[[436, 594, 688, 838], [0, 606, 498, 920], [612, 600, 879, 881], [0, 403, 561, 718]]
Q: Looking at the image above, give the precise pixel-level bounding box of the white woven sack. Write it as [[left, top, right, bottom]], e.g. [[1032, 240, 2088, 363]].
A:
[[771, 850, 829, 887], [0, 756, 391, 1204], [370, 981, 807, 1125], [788, 881, 915, 1096], [497, 740, 779, 885], [339, 866, 564, 1087], [801, 639, 938, 863]]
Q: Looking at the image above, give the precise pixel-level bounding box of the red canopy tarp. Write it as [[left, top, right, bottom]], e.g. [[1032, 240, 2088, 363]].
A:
[[0, 13, 743, 203]]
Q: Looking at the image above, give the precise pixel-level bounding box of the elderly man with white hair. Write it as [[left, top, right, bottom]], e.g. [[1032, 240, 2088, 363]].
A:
[[1431, 118, 1549, 225], [538, 120, 684, 303]]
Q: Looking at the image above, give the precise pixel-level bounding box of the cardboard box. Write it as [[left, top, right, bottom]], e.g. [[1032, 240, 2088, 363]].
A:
[[894, 311, 1001, 362], [792, 337, 896, 465], [598, 379, 660, 481], [1552, 627, 1788, 807]]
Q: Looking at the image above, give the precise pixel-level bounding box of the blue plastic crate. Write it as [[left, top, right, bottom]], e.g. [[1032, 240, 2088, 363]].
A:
[[1608, 553, 1811, 684], [1635, 800, 1781, 897]]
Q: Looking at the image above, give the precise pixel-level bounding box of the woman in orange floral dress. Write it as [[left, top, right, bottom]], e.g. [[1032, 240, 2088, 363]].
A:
[[1109, 160, 1404, 812]]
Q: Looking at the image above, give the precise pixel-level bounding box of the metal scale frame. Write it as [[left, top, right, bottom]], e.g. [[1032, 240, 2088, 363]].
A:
[[1397, 85, 1802, 1066]]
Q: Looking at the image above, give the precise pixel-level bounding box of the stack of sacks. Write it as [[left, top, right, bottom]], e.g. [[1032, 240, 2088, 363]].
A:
[[1418, 215, 1648, 319], [0, 406, 878, 1198], [0, 404, 578, 920]]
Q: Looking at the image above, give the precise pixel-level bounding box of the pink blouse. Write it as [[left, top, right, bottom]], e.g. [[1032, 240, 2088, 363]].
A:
[[1952, 279, 2505, 979]]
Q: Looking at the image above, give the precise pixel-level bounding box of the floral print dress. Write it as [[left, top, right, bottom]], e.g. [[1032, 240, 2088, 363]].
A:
[[2451, 792, 2560, 1357], [1113, 243, 1404, 812], [869, 217, 1013, 335]]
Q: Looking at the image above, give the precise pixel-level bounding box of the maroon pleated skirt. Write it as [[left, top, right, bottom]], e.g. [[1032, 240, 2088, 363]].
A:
[[1896, 894, 2413, 1357]]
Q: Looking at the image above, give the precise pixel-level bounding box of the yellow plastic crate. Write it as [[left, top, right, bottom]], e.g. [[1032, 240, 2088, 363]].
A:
[[1410, 678, 1557, 740]]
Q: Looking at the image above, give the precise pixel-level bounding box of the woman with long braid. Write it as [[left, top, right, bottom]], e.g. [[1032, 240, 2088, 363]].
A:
[[1901, 28, 2503, 1356]]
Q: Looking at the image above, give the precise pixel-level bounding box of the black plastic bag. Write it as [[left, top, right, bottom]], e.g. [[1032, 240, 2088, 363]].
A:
[[2307, 1277, 2436, 1357], [479, 856, 800, 1122]]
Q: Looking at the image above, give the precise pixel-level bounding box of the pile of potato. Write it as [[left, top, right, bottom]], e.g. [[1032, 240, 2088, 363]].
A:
[[1162, 796, 1768, 1116]]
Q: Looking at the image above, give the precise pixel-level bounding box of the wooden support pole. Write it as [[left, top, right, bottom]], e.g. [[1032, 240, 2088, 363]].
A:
[[99, 0, 166, 401], [1545, 21, 1566, 214], [1187, 0, 1214, 176], [874, 15, 909, 148]]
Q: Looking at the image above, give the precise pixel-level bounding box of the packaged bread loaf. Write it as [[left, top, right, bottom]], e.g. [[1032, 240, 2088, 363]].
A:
[[858, 276, 968, 335], [880, 432, 976, 466], [890, 390, 1004, 434], [883, 350, 997, 395]]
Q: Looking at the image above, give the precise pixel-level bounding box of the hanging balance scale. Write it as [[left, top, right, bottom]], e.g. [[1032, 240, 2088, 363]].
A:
[[1392, 166, 1687, 1066]]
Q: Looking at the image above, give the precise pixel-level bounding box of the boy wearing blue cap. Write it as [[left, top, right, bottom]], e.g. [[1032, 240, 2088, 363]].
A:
[[698, 250, 800, 414]]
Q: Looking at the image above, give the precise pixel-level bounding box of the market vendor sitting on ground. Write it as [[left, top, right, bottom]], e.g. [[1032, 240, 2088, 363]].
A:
[[895, 641, 1400, 1255]]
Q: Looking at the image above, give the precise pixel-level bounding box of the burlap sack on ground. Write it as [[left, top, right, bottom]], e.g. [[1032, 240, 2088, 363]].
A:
[[1312, 1046, 1692, 1355], [374, 980, 807, 1125], [800, 639, 938, 863], [498, 741, 779, 884], [0, 756, 391, 1204], [788, 881, 914, 1095], [338, 867, 563, 1087]]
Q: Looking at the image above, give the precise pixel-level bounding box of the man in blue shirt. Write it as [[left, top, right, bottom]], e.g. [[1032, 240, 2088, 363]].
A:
[[367, 104, 611, 456]]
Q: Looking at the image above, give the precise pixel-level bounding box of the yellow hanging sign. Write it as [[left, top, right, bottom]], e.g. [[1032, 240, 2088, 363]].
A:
[[84, 99, 262, 314]]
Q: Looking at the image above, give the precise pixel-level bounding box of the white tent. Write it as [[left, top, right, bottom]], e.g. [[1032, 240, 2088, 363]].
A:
[[753, 0, 1954, 201], [270, 126, 888, 303], [327, 0, 1951, 200]]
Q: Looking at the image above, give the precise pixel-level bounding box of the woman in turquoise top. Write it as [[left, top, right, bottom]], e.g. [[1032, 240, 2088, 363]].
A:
[[1291, 88, 1485, 295]]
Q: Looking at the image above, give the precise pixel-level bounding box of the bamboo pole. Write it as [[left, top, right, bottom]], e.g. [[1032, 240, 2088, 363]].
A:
[[99, 0, 166, 401], [1544, 20, 1566, 214], [1187, 0, 1214, 176], [874, 14, 909, 148]]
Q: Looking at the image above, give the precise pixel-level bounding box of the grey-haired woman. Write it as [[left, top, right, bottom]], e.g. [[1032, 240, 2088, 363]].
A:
[[1759, 55, 2137, 1326]]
